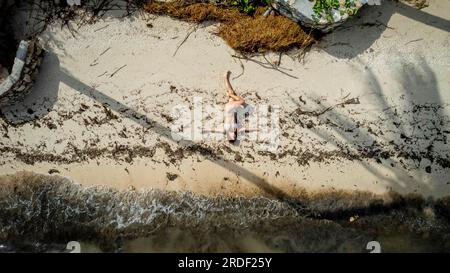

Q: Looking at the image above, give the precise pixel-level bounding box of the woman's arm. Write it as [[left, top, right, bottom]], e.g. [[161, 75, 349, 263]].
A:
[[238, 127, 259, 133], [203, 127, 225, 134]]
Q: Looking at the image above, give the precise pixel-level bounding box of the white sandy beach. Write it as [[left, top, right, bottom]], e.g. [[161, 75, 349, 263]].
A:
[[0, 0, 449, 198]]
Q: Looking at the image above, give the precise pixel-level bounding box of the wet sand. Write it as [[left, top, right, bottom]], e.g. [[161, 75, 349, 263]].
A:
[[0, 0, 449, 198]]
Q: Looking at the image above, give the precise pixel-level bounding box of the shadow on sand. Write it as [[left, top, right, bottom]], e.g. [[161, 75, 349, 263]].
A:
[[1, 52, 300, 207], [288, 54, 449, 197], [1, 0, 449, 217], [322, 0, 450, 59]]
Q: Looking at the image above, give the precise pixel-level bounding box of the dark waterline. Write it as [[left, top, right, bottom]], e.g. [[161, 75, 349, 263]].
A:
[[0, 172, 449, 253]]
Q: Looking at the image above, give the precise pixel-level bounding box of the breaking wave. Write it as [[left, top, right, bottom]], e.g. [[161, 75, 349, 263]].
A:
[[0, 172, 449, 252]]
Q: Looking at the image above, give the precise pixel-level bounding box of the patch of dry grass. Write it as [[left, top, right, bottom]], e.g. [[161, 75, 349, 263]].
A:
[[144, 1, 316, 53]]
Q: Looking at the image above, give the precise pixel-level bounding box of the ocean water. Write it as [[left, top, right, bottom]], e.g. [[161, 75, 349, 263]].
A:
[[0, 172, 449, 253]]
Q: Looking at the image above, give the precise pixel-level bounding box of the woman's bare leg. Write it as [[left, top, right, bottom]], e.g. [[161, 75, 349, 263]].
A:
[[224, 71, 244, 102], [224, 71, 235, 95]]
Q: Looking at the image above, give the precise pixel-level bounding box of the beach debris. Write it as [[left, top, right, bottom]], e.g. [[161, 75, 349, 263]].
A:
[[405, 38, 424, 45], [271, 0, 371, 32], [293, 97, 360, 117], [231, 54, 298, 79], [48, 169, 60, 174], [90, 46, 111, 66], [21, 0, 143, 37], [166, 172, 179, 181], [0, 40, 44, 106], [109, 64, 127, 78], [173, 25, 198, 57], [94, 24, 110, 32], [232, 57, 245, 80], [97, 71, 107, 77], [144, 2, 315, 53]]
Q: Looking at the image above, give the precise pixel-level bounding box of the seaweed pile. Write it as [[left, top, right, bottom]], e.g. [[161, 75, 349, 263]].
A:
[[0, 172, 449, 252], [5, 0, 315, 53], [144, 1, 316, 52]]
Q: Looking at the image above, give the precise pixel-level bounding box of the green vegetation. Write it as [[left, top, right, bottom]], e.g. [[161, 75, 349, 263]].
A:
[[231, 0, 270, 14], [312, 0, 360, 23]]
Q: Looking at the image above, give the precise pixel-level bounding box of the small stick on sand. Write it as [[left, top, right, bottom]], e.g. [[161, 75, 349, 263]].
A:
[[405, 38, 424, 45], [109, 64, 127, 78], [293, 97, 360, 117], [97, 71, 107, 77], [90, 47, 111, 66], [94, 24, 109, 32], [173, 26, 198, 57], [232, 58, 245, 80], [99, 47, 111, 56], [277, 52, 282, 67], [232, 54, 298, 79]]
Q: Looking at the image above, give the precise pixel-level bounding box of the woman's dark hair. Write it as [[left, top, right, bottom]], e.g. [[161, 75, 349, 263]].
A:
[[228, 129, 237, 144], [227, 113, 238, 144]]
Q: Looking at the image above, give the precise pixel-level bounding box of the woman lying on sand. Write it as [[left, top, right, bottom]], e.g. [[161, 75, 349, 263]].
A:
[[204, 71, 258, 144]]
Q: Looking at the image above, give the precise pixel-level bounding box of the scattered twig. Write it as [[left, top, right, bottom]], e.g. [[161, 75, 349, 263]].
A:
[[328, 42, 352, 47], [277, 52, 282, 67], [173, 26, 198, 57], [94, 24, 109, 32], [90, 47, 111, 66], [97, 71, 107, 77], [20, 0, 141, 37], [299, 96, 306, 105], [232, 57, 245, 80], [341, 92, 351, 100], [293, 97, 360, 117], [262, 54, 292, 71], [231, 54, 298, 79], [99, 47, 111, 57], [405, 38, 423, 45], [109, 64, 127, 78]]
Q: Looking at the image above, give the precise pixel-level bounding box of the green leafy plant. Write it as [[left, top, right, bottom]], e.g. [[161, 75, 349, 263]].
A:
[[312, 0, 359, 23], [231, 0, 270, 14]]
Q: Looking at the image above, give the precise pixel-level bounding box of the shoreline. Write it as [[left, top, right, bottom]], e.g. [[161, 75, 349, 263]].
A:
[[1, 171, 449, 252], [1, 155, 450, 198]]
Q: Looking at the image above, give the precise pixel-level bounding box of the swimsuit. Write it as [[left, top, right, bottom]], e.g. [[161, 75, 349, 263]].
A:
[[224, 105, 243, 132], [224, 123, 238, 131]]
